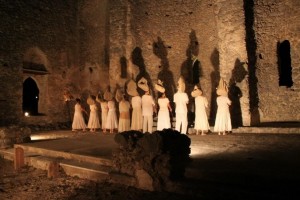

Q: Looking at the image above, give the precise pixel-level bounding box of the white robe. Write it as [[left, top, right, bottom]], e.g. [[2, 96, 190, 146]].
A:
[[130, 96, 143, 130], [118, 100, 130, 132], [194, 96, 210, 131], [100, 101, 108, 129], [87, 104, 101, 129], [72, 103, 86, 130], [214, 96, 232, 132], [106, 101, 118, 129], [157, 97, 171, 131]]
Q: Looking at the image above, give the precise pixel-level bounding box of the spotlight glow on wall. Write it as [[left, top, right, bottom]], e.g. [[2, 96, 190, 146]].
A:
[[24, 112, 29, 117]]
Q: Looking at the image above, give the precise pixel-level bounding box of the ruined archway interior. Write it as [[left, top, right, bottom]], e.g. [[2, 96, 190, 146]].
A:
[[23, 77, 39, 116]]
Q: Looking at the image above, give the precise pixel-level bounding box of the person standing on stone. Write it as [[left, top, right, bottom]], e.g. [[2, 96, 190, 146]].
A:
[[192, 85, 210, 135], [96, 92, 108, 133], [155, 80, 172, 131], [72, 98, 87, 132], [139, 77, 156, 133], [214, 78, 232, 135], [126, 79, 143, 131], [116, 91, 131, 133], [174, 76, 189, 134], [87, 95, 101, 133], [104, 88, 118, 134]]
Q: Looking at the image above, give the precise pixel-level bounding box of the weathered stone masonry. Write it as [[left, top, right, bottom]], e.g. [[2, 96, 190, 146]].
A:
[[0, 0, 299, 127]]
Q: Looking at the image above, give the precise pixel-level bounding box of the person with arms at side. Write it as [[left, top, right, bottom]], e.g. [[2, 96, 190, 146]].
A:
[[96, 91, 108, 133], [116, 89, 131, 133], [214, 78, 232, 135], [126, 79, 143, 132], [72, 98, 87, 132], [192, 85, 210, 135], [87, 95, 101, 133], [104, 87, 118, 134], [139, 77, 156, 133], [174, 76, 189, 134], [155, 79, 172, 131]]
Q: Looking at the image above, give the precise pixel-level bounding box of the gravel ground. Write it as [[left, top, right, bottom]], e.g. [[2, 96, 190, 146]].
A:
[[0, 158, 194, 200], [1, 133, 300, 200]]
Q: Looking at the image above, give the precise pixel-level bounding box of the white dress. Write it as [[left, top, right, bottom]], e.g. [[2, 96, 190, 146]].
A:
[[100, 101, 108, 130], [130, 96, 143, 130], [106, 100, 118, 129], [118, 100, 131, 132], [87, 104, 101, 129], [194, 96, 210, 131], [214, 96, 232, 132], [72, 103, 86, 130], [157, 98, 171, 131]]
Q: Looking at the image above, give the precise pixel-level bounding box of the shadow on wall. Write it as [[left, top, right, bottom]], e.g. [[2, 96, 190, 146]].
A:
[[131, 47, 154, 97], [153, 36, 176, 109], [120, 56, 128, 79], [228, 59, 248, 128], [243, 0, 260, 125], [209, 48, 220, 125], [180, 30, 203, 87], [180, 30, 203, 126]]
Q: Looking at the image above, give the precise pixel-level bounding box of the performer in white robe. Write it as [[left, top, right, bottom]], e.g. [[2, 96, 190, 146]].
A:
[[72, 98, 87, 131], [118, 98, 131, 132], [191, 85, 210, 135], [126, 79, 143, 131], [100, 101, 108, 131], [96, 92, 108, 132], [139, 77, 156, 133], [155, 80, 172, 131], [174, 76, 189, 134], [104, 88, 118, 133], [87, 96, 101, 132], [214, 78, 232, 135]]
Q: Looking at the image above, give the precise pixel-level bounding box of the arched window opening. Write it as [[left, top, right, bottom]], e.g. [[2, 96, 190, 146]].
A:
[[278, 40, 293, 87], [23, 77, 39, 115]]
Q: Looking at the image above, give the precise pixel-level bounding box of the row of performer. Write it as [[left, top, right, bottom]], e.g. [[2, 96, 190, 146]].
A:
[[71, 76, 232, 135]]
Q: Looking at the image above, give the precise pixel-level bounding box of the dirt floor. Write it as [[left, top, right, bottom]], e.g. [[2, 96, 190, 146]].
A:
[[0, 158, 195, 200], [1, 133, 300, 200]]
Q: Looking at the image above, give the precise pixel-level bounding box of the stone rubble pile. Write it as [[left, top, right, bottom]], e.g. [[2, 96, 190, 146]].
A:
[[112, 129, 191, 191]]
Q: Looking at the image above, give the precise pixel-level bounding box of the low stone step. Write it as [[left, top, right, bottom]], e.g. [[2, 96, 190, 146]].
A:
[[0, 148, 14, 160], [60, 159, 110, 182], [13, 144, 113, 167], [24, 154, 111, 181]]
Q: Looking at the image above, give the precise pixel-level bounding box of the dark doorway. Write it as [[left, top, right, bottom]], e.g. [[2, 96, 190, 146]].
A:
[[278, 40, 293, 87], [23, 77, 39, 115]]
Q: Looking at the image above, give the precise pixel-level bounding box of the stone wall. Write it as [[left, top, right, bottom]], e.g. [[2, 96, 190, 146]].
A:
[[254, 0, 300, 122], [1, 0, 300, 127], [214, 0, 250, 126], [108, 0, 220, 122], [0, 0, 110, 126]]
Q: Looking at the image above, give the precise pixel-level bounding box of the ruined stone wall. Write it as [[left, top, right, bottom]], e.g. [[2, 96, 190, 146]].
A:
[[254, 0, 300, 122], [0, 0, 111, 126], [108, 0, 253, 126], [214, 0, 250, 126], [0, 0, 79, 125], [109, 0, 220, 122], [77, 0, 110, 93]]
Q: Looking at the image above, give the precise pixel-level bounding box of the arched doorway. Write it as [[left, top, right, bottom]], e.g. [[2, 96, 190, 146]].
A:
[[23, 77, 39, 115]]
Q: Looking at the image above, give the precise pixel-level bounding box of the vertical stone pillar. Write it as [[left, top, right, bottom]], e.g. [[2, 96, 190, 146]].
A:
[[214, 0, 251, 126], [14, 147, 24, 171], [48, 161, 59, 178], [109, 0, 135, 90]]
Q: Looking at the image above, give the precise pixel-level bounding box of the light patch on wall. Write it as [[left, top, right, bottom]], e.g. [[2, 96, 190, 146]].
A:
[[23, 47, 49, 71]]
